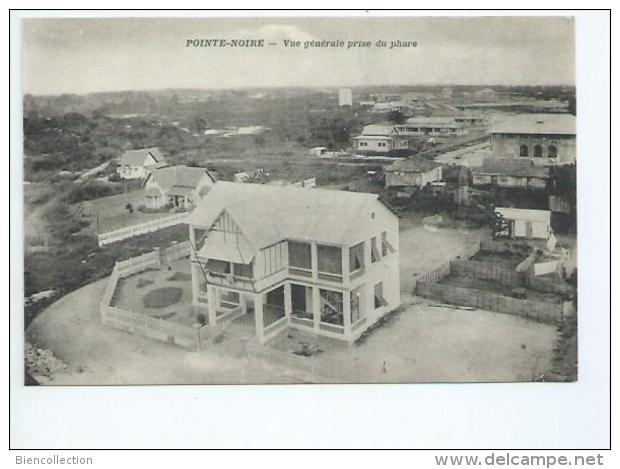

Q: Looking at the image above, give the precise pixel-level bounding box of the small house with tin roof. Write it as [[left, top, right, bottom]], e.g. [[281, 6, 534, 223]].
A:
[[472, 158, 549, 190], [143, 165, 216, 210], [384, 157, 443, 189], [116, 147, 168, 179]]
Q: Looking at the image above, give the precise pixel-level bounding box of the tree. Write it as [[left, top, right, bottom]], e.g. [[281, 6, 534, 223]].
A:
[[387, 110, 407, 124]]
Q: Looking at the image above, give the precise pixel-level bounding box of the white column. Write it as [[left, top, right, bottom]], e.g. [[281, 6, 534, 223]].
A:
[[311, 243, 318, 281], [283, 283, 292, 319], [341, 245, 350, 288], [207, 285, 217, 327], [343, 290, 352, 342], [312, 286, 321, 331], [255, 293, 265, 344]]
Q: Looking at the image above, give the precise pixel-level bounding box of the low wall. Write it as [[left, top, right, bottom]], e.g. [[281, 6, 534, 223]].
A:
[[101, 305, 200, 350], [100, 241, 205, 351], [416, 282, 564, 324]]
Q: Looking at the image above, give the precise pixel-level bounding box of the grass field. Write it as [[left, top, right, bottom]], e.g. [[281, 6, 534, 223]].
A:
[[80, 189, 173, 233]]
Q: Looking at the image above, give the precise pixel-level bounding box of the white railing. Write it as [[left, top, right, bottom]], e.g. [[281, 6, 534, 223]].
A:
[[98, 213, 188, 247]]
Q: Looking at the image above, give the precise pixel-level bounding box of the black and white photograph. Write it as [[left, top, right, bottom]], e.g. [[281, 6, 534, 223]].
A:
[[19, 15, 582, 386]]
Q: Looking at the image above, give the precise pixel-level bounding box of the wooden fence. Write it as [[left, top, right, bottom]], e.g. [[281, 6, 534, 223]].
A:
[[416, 282, 564, 324], [97, 213, 188, 247], [100, 241, 203, 350], [416, 240, 481, 285], [449, 259, 523, 287]]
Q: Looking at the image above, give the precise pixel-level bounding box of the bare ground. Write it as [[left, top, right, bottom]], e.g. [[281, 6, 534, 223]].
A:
[[26, 218, 557, 384]]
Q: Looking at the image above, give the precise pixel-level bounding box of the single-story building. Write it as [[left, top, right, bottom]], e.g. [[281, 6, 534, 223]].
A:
[[309, 146, 328, 157], [494, 207, 552, 240], [490, 114, 576, 165], [144, 165, 216, 210], [116, 147, 168, 180], [395, 117, 469, 137], [472, 158, 549, 190], [352, 125, 409, 155], [384, 157, 443, 189]]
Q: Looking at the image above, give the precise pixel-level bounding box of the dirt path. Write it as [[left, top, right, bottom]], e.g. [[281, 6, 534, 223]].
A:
[[26, 279, 299, 385]]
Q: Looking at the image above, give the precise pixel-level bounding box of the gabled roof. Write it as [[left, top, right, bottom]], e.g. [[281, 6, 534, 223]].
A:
[[386, 157, 442, 173], [187, 181, 394, 249], [118, 147, 166, 166], [474, 158, 549, 178], [148, 165, 215, 193], [491, 114, 575, 136], [496, 207, 551, 222]]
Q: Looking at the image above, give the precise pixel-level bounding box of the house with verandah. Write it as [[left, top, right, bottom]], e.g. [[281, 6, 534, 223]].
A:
[[186, 182, 400, 345], [143, 165, 215, 210]]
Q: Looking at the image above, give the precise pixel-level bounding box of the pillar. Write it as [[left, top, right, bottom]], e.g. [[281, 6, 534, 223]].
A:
[[207, 285, 217, 327], [283, 283, 292, 319], [254, 293, 265, 344], [341, 245, 350, 288], [311, 243, 318, 281], [343, 290, 352, 341], [312, 286, 321, 331]]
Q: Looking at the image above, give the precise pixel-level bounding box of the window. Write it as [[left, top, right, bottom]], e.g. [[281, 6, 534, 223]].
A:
[[371, 236, 380, 263], [548, 145, 557, 158], [374, 282, 388, 309], [317, 244, 342, 275], [233, 262, 253, 278], [534, 145, 543, 158], [288, 241, 311, 270], [349, 242, 365, 272], [320, 289, 343, 325], [519, 144, 529, 157], [381, 231, 396, 256], [206, 259, 230, 274]]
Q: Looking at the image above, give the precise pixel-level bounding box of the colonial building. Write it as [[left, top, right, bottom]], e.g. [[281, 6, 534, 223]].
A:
[[143, 165, 216, 210], [116, 147, 168, 179], [490, 114, 576, 165], [395, 117, 469, 137], [384, 157, 443, 189], [352, 125, 409, 155], [186, 182, 400, 345], [472, 158, 549, 190]]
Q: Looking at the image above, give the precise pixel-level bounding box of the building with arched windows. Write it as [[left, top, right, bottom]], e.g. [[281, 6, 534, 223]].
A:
[[490, 114, 576, 165]]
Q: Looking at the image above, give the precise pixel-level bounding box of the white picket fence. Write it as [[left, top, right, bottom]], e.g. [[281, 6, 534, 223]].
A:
[[97, 213, 188, 247]]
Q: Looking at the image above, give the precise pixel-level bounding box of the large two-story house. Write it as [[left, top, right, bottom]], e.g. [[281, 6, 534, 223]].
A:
[[186, 182, 400, 344]]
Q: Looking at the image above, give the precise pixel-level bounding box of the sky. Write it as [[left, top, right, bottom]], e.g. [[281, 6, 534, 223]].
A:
[[21, 16, 575, 95]]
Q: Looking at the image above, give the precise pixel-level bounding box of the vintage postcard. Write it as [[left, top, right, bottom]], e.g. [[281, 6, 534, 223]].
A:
[[21, 16, 578, 385]]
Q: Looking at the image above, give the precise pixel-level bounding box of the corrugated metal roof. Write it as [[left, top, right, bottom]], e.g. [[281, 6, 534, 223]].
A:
[[118, 147, 165, 166], [187, 182, 393, 249], [491, 114, 575, 135], [496, 207, 551, 222], [405, 117, 463, 128], [474, 158, 549, 178], [361, 124, 397, 136], [386, 157, 442, 173], [148, 165, 214, 193]]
